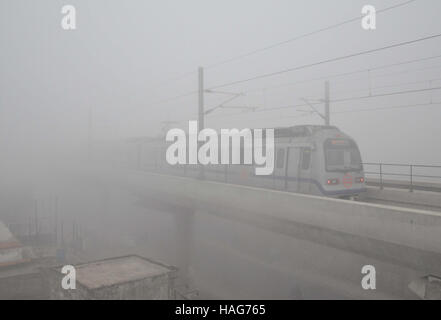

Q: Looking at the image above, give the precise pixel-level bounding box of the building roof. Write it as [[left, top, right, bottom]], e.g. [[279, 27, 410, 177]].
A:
[[56, 255, 175, 290], [0, 221, 16, 243], [0, 221, 22, 249], [0, 220, 28, 267]]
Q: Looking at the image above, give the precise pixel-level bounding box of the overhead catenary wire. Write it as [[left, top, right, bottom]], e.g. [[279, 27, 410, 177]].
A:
[[205, 101, 441, 123], [148, 1, 439, 127], [205, 0, 419, 69], [179, 100, 441, 124], [148, 56, 441, 108], [148, 51, 441, 111], [208, 33, 441, 90], [197, 86, 441, 120], [243, 54, 441, 94], [143, 0, 419, 95], [333, 101, 441, 115], [318, 76, 441, 98], [330, 86, 441, 104]]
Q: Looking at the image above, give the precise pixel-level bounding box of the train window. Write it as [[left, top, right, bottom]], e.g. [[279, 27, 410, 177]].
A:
[[324, 139, 362, 172], [276, 148, 285, 169], [301, 149, 311, 170]]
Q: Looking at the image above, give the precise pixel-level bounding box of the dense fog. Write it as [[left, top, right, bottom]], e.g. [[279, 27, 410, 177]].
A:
[[0, 0, 440, 300]]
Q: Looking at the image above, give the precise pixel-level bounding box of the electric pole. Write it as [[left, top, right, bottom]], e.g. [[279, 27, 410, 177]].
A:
[[198, 67, 205, 179], [325, 80, 330, 125]]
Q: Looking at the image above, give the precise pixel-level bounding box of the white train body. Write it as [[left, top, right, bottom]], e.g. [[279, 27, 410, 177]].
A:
[[125, 125, 366, 199]]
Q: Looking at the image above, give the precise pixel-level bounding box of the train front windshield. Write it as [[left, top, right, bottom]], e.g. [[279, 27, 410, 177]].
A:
[[324, 139, 362, 172]]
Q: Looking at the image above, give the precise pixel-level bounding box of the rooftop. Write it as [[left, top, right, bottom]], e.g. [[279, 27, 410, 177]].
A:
[[0, 220, 28, 268], [55, 255, 175, 290], [0, 221, 16, 243]]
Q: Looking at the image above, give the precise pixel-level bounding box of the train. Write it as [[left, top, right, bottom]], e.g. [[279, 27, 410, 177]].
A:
[[122, 125, 367, 199]]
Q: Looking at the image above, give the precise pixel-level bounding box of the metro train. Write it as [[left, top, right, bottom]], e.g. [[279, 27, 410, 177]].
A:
[[124, 125, 367, 199]]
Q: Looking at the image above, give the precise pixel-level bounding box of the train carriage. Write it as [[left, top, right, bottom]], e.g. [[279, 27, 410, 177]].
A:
[[127, 125, 366, 199]]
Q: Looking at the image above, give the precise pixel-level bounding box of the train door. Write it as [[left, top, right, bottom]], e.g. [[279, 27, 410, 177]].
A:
[[274, 147, 287, 190], [287, 147, 301, 192], [298, 148, 312, 194]]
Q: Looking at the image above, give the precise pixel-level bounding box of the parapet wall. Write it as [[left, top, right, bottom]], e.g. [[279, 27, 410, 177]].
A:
[[125, 170, 441, 275]]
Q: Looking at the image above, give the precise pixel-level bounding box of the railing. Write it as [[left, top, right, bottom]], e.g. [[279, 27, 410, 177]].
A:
[[362, 163, 441, 192]]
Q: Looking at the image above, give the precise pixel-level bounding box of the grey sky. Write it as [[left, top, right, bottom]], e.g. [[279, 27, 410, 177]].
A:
[[1, 0, 441, 164]]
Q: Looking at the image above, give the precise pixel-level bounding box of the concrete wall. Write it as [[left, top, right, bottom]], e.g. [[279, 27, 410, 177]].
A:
[[44, 268, 176, 300], [123, 170, 441, 277], [0, 271, 47, 299]]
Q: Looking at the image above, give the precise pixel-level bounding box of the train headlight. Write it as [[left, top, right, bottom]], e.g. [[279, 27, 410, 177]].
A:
[[355, 177, 365, 183], [326, 178, 339, 185]]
